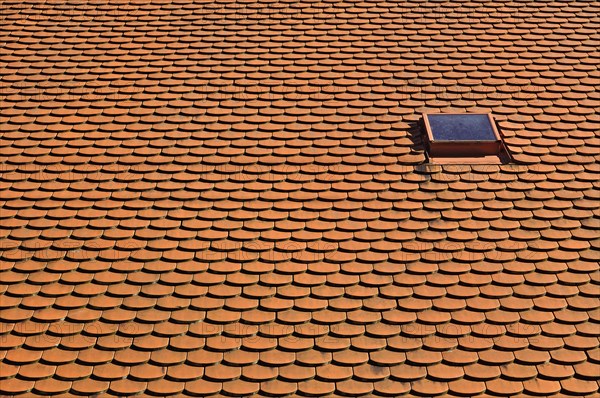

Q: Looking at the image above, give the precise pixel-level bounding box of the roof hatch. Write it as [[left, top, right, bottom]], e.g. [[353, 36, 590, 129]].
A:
[[422, 112, 512, 164]]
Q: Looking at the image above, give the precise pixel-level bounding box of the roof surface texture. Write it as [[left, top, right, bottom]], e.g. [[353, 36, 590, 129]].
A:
[[1, 0, 599, 397]]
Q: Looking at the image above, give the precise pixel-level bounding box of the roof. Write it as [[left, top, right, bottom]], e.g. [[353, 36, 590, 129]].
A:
[[0, 0, 599, 397]]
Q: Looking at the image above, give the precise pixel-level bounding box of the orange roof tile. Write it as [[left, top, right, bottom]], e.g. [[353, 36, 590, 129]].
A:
[[1, 0, 599, 397]]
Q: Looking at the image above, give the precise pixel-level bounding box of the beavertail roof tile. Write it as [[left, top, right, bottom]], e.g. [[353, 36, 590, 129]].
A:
[[0, 0, 599, 397]]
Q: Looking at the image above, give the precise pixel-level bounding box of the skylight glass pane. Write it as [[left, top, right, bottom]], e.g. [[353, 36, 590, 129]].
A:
[[428, 114, 496, 141]]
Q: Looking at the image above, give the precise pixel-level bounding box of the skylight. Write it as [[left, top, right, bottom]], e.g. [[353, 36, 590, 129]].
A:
[[422, 113, 512, 164]]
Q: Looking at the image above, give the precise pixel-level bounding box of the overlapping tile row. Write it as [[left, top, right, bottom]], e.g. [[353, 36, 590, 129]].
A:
[[0, 0, 599, 396]]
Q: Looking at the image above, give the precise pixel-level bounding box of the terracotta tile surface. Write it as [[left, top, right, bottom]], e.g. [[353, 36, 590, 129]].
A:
[[1, 0, 599, 397]]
